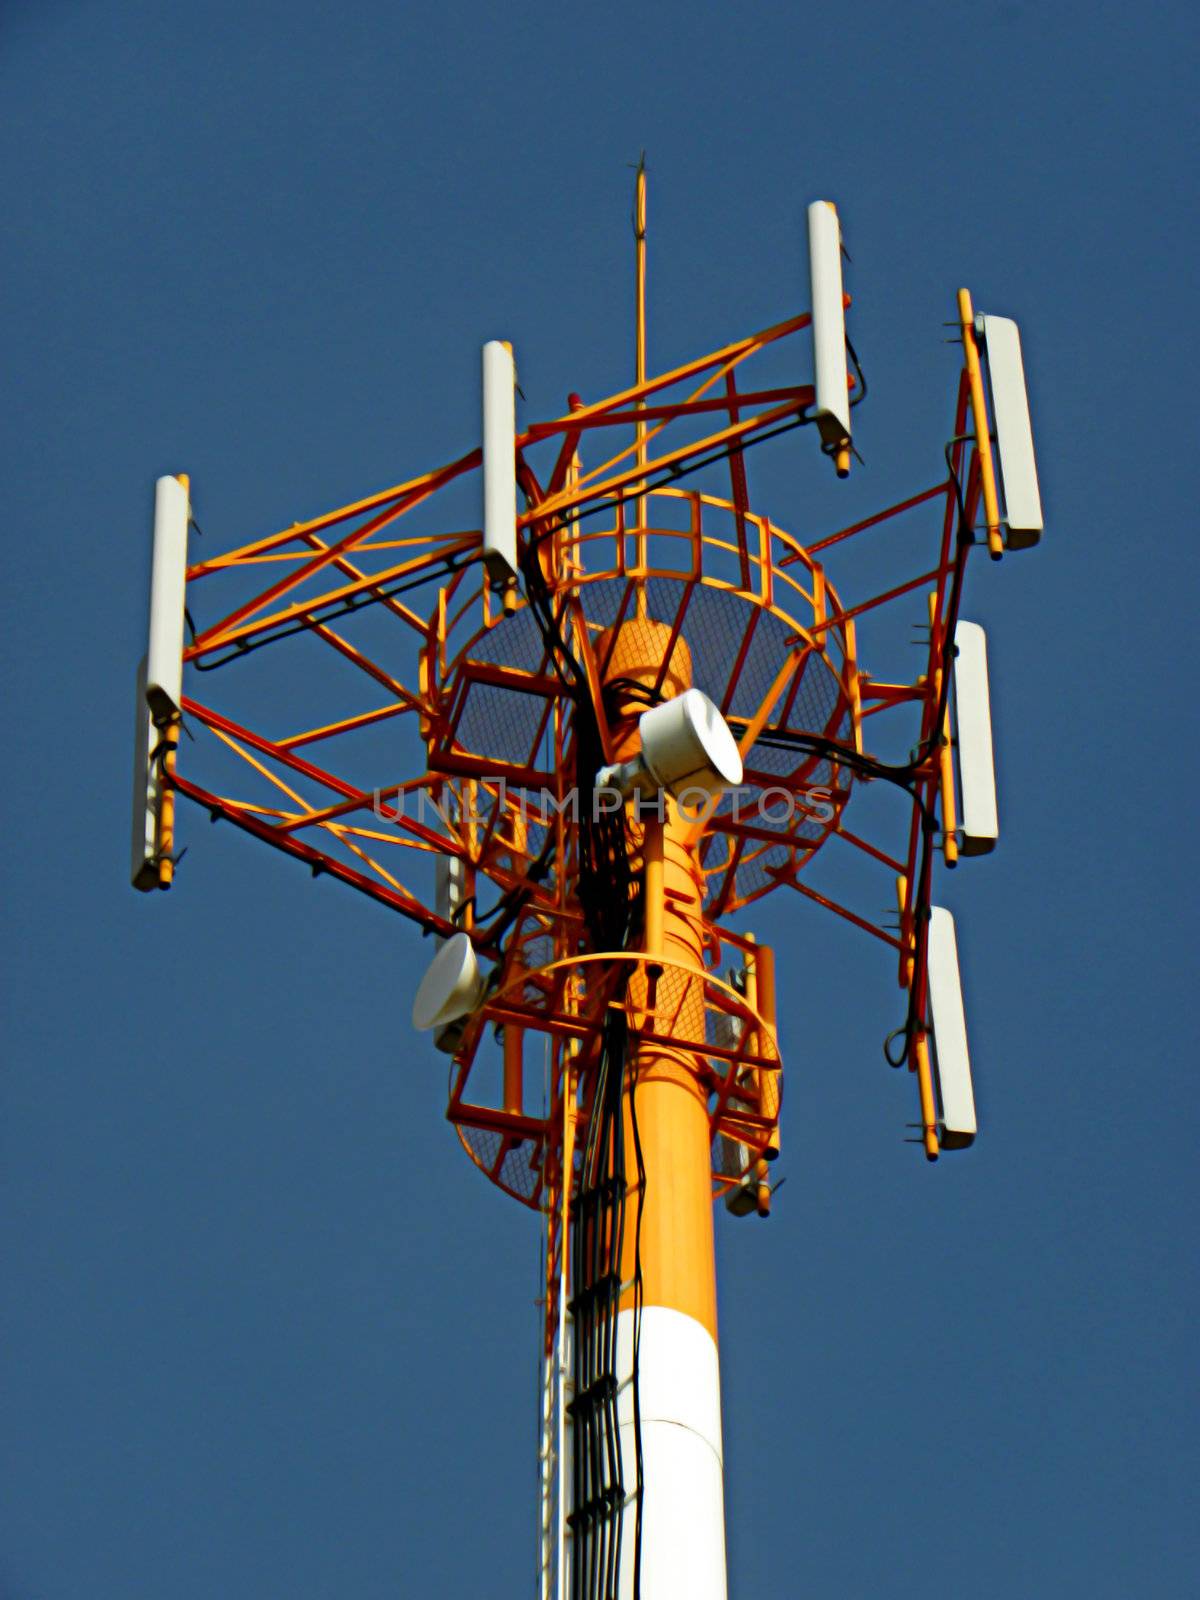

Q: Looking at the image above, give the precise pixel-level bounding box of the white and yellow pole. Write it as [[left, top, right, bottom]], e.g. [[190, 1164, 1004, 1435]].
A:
[[601, 622, 727, 1600]]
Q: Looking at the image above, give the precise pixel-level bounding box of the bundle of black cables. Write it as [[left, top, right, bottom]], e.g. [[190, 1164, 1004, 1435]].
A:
[[567, 1006, 633, 1599], [517, 509, 645, 1600]]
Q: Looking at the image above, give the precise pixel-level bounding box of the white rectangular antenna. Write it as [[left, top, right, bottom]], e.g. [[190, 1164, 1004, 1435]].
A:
[[980, 314, 1042, 547], [723, 1149, 757, 1215], [131, 655, 162, 890], [482, 340, 519, 586], [435, 849, 466, 931], [145, 474, 190, 722], [806, 200, 851, 469], [952, 621, 998, 855], [927, 907, 976, 1148]]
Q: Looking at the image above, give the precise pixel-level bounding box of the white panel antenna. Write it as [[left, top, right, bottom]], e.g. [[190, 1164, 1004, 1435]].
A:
[[722, 1142, 756, 1216], [130, 655, 163, 891], [435, 849, 466, 930], [413, 932, 488, 1054], [145, 474, 190, 723], [952, 621, 998, 855], [806, 200, 851, 473], [927, 908, 977, 1148], [482, 340, 519, 587], [980, 314, 1042, 547]]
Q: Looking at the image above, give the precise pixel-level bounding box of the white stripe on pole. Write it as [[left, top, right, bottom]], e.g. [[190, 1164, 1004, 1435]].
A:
[[807, 200, 851, 452], [928, 908, 977, 1148], [952, 621, 998, 855], [980, 314, 1042, 546], [615, 1306, 726, 1599], [146, 475, 189, 723], [482, 340, 519, 585]]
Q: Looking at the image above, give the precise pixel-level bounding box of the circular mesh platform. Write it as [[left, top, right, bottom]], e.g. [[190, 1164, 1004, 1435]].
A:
[[431, 488, 856, 914], [449, 950, 782, 1208]]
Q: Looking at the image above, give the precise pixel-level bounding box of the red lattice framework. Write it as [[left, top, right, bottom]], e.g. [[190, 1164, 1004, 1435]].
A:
[[168, 309, 987, 1257]]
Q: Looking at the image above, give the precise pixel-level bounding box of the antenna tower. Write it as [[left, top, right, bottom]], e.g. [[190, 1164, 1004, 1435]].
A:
[[131, 169, 1044, 1598]]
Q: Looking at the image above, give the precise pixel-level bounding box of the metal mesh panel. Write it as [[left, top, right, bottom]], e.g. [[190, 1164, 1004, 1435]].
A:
[[715, 841, 796, 905], [497, 1139, 542, 1201], [574, 569, 851, 907], [580, 573, 845, 736], [460, 1124, 502, 1175], [458, 1124, 544, 1204], [454, 682, 549, 770], [520, 930, 556, 974], [468, 605, 549, 673], [760, 1068, 781, 1121], [443, 604, 558, 774], [455, 948, 782, 1203], [701, 1005, 781, 1065]]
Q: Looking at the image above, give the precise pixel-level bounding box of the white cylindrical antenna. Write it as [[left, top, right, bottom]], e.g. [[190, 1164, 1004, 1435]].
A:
[[980, 314, 1042, 547], [641, 689, 743, 800], [807, 200, 851, 474], [927, 908, 977, 1148], [952, 621, 998, 855], [596, 689, 743, 805], [145, 474, 190, 723], [482, 340, 519, 587], [435, 849, 466, 931]]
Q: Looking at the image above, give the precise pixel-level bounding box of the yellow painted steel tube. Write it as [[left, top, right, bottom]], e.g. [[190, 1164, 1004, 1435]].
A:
[[503, 961, 524, 1116], [895, 874, 913, 990], [844, 618, 863, 754], [914, 1031, 940, 1162], [156, 720, 180, 889], [958, 288, 1004, 560], [741, 938, 772, 1215], [644, 813, 665, 970], [754, 941, 780, 1159], [928, 593, 959, 867]]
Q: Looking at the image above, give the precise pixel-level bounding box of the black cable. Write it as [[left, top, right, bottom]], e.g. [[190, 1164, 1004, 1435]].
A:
[[526, 411, 815, 563], [741, 444, 974, 1068], [194, 382, 827, 680], [472, 826, 557, 949], [527, 470, 642, 1596], [750, 721, 939, 1067], [570, 1012, 627, 1598], [626, 1038, 645, 1599], [846, 335, 868, 409], [192, 555, 475, 670], [944, 437, 973, 533], [560, 328, 863, 536]]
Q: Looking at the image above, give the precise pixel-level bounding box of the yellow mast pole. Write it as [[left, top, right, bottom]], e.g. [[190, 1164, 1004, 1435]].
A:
[[601, 621, 727, 1597]]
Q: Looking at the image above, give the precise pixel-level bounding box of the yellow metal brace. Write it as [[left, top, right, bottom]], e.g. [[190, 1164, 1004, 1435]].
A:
[[958, 288, 1004, 560]]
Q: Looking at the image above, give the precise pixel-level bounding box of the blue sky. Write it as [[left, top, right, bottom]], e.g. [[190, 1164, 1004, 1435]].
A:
[[2, 2, 1196, 1595]]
